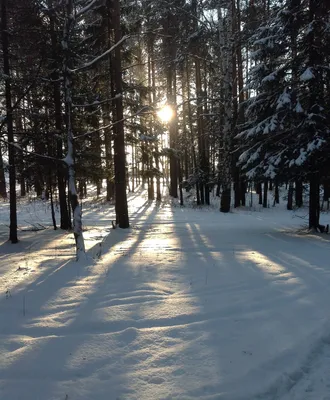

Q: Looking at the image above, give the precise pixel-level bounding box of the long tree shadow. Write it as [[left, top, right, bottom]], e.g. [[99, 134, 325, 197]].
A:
[[2, 203, 330, 400], [177, 208, 330, 399], [0, 199, 168, 400]]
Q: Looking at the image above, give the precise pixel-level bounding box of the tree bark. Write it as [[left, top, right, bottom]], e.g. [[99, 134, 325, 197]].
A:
[[295, 180, 303, 208], [113, 0, 129, 228], [62, 0, 85, 258], [275, 181, 279, 204], [2, 0, 18, 243], [309, 176, 320, 230], [257, 182, 262, 205], [263, 179, 268, 208], [49, 0, 70, 229], [0, 147, 7, 198], [287, 183, 293, 210]]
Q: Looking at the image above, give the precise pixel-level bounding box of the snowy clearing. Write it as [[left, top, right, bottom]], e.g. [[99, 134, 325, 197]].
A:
[[1, 192, 330, 399]]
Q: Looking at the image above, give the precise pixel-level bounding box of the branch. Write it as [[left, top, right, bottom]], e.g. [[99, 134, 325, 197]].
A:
[[72, 94, 121, 108], [75, 0, 98, 18], [0, 59, 43, 134], [1, 138, 60, 163], [70, 35, 130, 73]]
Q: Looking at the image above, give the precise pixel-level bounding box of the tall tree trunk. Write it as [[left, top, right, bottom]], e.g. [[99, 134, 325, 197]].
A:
[[195, 56, 205, 205], [263, 179, 268, 208], [113, 0, 129, 228], [62, 0, 85, 258], [49, 0, 70, 229], [164, 13, 178, 198], [2, 0, 17, 243], [150, 45, 161, 201], [219, 2, 233, 213]]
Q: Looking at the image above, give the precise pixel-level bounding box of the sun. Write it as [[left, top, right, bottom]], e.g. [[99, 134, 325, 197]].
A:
[[157, 105, 174, 123]]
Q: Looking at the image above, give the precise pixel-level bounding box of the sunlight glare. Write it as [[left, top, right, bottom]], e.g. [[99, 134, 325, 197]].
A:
[[157, 105, 174, 123]]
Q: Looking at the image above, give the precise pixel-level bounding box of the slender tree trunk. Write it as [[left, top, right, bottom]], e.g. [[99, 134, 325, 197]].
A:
[[49, 169, 57, 230], [275, 180, 279, 204], [113, 0, 129, 228], [0, 147, 7, 198], [62, 0, 85, 258], [179, 160, 184, 206], [103, 103, 114, 201], [309, 176, 320, 230], [263, 180, 268, 208], [258, 182, 262, 205], [186, 59, 200, 204], [49, 0, 70, 229], [295, 180, 303, 208], [287, 183, 293, 210], [150, 47, 161, 201], [2, 0, 17, 243], [240, 179, 246, 206], [164, 14, 178, 198], [234, 168, 241, 208], [195, 57, 205, 205], [219, 2, 233, 213]]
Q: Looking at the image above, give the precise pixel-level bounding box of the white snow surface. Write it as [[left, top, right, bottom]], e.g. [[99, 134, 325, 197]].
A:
[[300, 68, 314, 82], [1, 188, 330, 399]]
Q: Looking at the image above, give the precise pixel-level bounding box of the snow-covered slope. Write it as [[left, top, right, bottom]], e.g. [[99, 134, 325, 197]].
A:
[[0, 191, 330, 399]]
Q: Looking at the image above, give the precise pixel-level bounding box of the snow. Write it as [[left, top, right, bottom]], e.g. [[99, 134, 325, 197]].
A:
[[295, 101, 304, 113], [262, 71, 277, 83], [276, 90, 291, 110], [62, 154, 74, 166], [1, 188, 330, 399], [300, 68, 314, 81], [295, 148, 307, 166]]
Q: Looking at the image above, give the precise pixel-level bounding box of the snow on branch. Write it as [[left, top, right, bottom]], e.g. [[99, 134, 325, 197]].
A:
[[72, 94, 122, 108], [75, 0, 98, 19], [70, 35, 130, 73]]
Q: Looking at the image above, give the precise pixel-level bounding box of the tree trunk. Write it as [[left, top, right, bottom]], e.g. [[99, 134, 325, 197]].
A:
[[234, 168, 241, 208], [263, 179, 268, 208], [295, 180, 303, 208], [2, 0, 17, 243], [0, 147, 7, 198], [309, 176, 320, 230], [49, 0, 70, 230], [220, 186, 231, 212], [268, 180, 272, 191], [49, 169, 57, 230], [62, 0, 85, 259], [164, 13, 178, 198], [258, 182, 262, 205], [287, 183, 293, 210], [275, 181, 279, 204], [113, 0, 129, 228], [179, 160, 184, 206], [240, 179, 246, 206], [219, 2, 233, 213]]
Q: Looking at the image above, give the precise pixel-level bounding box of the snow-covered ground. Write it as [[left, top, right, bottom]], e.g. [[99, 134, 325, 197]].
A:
[[1, 188, 330, 400]]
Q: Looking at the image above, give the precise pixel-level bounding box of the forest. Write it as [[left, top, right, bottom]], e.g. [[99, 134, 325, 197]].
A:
[[1, 1, 330, 398], [0, 0, 329, 255]]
